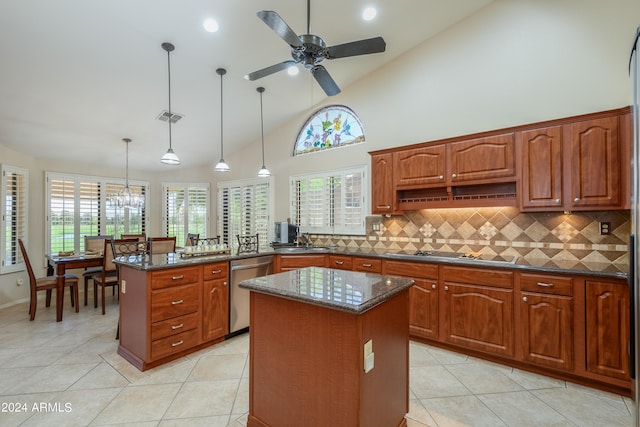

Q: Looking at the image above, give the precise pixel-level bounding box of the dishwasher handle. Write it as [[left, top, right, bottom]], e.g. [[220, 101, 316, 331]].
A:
[[231, 260, 274, 271]]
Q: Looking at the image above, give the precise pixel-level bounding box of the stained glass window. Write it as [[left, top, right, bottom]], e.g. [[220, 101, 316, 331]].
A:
[[293, 105, 365, 156]]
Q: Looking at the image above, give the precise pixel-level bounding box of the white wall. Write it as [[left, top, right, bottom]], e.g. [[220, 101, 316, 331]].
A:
[[1, 0, 638, 307]]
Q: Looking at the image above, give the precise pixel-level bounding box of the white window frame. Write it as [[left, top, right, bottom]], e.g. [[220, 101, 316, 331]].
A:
[[162, 183, 210, 246], [45, 172, 149, 253], [290, 165, 367, 235], [217, 177, 274, 251], [1, 165, 28, 274]]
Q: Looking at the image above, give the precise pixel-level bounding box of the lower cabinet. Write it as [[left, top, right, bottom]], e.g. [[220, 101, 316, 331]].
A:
[[440, 266, 514, 357], [202, 262, 229, 341], [585, 279, 630, 382]]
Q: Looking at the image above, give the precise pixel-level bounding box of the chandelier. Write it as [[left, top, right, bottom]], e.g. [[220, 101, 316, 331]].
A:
[[112, 138, 145, 209]]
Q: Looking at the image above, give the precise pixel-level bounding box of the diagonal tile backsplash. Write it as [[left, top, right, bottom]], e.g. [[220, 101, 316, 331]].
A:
[[313, 207, 630, 271]]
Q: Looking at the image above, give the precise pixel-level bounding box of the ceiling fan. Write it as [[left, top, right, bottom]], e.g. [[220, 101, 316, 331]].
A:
[[245, 0, 386, 96]]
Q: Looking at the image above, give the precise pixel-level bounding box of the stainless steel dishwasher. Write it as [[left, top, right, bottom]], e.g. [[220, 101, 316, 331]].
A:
[[229, 255, 274, 336]]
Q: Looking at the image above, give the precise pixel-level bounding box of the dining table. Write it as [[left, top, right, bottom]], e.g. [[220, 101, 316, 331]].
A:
[[45, 253, 103, 322]]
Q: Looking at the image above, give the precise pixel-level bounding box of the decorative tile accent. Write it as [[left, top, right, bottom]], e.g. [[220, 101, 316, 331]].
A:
[[312, 208, 630, 268]]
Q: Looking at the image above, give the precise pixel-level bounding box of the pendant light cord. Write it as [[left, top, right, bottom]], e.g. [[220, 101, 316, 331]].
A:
[[125, 140, 129, 186], [260, 90, 265, 165], [167, 48, 173, 150], [220, 70, 224, 159]]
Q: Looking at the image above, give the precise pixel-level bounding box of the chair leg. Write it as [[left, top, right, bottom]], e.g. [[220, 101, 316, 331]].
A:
[[29, 292, 36, 321], [115, 318, 120, 340], [101, 283, 106, 315], [70, 285, 75, 307], [84, 277, 89, 306], [94, 282, 98, 308], [74, 284, 79, 313], [45, 289, 52, 307]]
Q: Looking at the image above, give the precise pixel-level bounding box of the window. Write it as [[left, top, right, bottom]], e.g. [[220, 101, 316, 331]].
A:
[[1, 165, 28, 273], [217, 178, 272, 252], [46, 172, 148, 253], [294, 105, 365, 156], [163, 183, 210, 246], [291, 166, 366, 235]]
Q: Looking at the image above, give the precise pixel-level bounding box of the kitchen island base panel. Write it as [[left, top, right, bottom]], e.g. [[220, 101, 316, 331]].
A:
[[248, 290, 409, 427]]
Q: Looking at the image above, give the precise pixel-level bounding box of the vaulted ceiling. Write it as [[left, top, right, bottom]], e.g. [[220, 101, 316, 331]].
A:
[[0, 0, 493, 171]]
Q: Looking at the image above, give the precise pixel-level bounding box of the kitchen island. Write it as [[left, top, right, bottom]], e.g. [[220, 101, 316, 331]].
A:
[[239, 266, 414, 427]]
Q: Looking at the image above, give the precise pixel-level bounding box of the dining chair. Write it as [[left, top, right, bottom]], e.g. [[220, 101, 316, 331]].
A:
[[148, 236, 176, 254], [18, 239, 79, 321], [236, 234, 259, 255], [195, 236, 221, 246], [82, 235, 112, 306], [93, 238, 137, 315], [121, 233, 146, 242], [186, 233, 199, 246]]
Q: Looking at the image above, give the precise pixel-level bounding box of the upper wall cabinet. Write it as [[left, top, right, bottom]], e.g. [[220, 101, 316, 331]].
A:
[[520, 111, 630, 212], [371, 153, 399, 214]]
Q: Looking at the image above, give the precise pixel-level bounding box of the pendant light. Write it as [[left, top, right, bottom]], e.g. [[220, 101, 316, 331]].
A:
[[213, 67, 230, 172], [113, 138, 145, 209], [256, 87, 271, 177], [160, 42, 180, 165]]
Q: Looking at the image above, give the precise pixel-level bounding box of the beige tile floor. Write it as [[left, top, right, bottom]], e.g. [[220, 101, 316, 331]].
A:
[[0, 292, 635, 427]]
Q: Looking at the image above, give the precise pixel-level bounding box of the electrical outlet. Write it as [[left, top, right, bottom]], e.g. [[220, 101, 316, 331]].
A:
[[121, 280, 126, 294], [16, 278, 23, 286], [599, 222, 611, 235]]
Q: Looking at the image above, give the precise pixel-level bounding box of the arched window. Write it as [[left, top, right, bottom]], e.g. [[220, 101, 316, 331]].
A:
[[293, 105, 365, 156]]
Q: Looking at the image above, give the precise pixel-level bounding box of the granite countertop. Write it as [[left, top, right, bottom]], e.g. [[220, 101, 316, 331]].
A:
[[238, 266, 414, 314], [112, 245, 628, 280]]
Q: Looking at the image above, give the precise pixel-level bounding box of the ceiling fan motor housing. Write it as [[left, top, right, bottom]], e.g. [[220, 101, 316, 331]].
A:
[[292, 34, 327, 68]]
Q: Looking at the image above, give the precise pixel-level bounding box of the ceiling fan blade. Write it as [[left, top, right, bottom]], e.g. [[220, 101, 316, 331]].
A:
[[326, 36, 386, 59], [256, 11, 303, 48], [245, 60, 298, 81], [311, 65, 341, 96]]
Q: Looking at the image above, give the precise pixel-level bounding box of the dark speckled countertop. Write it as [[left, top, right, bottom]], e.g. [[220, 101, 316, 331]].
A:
[[238, 266, 414, 314], [113, 245, 628, 281]]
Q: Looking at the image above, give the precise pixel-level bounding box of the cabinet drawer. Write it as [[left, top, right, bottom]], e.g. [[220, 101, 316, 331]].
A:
[[151, 266, 200, 290], [151, 328, 200, 360], [327, 255, 352, 270], [151, 283, 199, 323], [442, 266, 513, 288], [202, 262, 228, 281], [352, 257, 382, 273], [151, 311, 199, 341], [278, 254, 326, 269], [519, 273, 572, 296], [384, 260, 438, 279]]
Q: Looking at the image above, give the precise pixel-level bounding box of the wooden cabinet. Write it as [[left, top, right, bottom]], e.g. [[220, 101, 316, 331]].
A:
[[440, 266, 514, 357], [202, 262, 229, 341], [275, 254, 326, 272], [520, 112, 629, 211], [371, 153, 398, 214], [351, 256, 382, 273], [585, 279, 630, 381], [393, 144, 446, 188], [384, 260, 439, 340], [327, 254, 352, 270], [516, 273, 574, 371]]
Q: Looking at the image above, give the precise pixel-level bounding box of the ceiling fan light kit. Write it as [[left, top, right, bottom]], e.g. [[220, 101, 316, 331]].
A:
[[160, 42, 180, 165], [246, 0, 386, 96], [213, 67, 230, 172]]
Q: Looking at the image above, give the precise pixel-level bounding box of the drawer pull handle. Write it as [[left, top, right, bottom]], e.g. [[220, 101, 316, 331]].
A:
[[362, 263, 372, 267], [335, 261, 344, 265], [431, 284, 436, 289], [171, 323, 184, 330], [172, 275, 184, 280], [523, 296, 528, 302], [536, 282, 554, 288], [171, 300, 184, 305], [171, 340, 184, 347], [444, 286, 449, 291], [212, 269, 222, 274]]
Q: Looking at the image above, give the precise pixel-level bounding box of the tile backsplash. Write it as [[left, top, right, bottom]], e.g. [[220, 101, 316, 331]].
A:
[[312, 207, 630, 270]]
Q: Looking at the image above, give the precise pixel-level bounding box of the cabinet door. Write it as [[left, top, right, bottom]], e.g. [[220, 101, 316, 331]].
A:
[[585, 280, 630, 381], [371, 153, 396, 214], [449, 133, 515, 184], [203, 278, 229, 341], [393, 145, 446, 188], [441, 282, 514, 356], [409, 278, 438, 340], [569, 117, 621, 209], [519, 292, 573, 371], [520, 126, 564, 210]]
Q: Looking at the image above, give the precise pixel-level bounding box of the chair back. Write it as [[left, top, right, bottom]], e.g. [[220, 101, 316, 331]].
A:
[[18, 239, 37, 290], [186, 233, 199, 246], [103, 238, 139, 273], [121, 233, 146, 242], [196, 236, 220, 246], [236, 234, 259, 255], [84, 235, 113, 253], [149, 236, 176, 254]]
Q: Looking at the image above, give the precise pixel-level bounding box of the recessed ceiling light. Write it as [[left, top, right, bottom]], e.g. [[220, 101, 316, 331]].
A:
[[203, 18, 219, 33], [362, 7, 377, 21], [287, 66, 299, 76]]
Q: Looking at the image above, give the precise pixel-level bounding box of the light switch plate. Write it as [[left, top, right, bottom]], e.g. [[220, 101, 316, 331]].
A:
[[365, 353, 375, 373]]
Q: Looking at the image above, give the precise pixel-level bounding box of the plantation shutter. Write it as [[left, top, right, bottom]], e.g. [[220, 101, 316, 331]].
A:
[[1, 165, 28, 273]]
